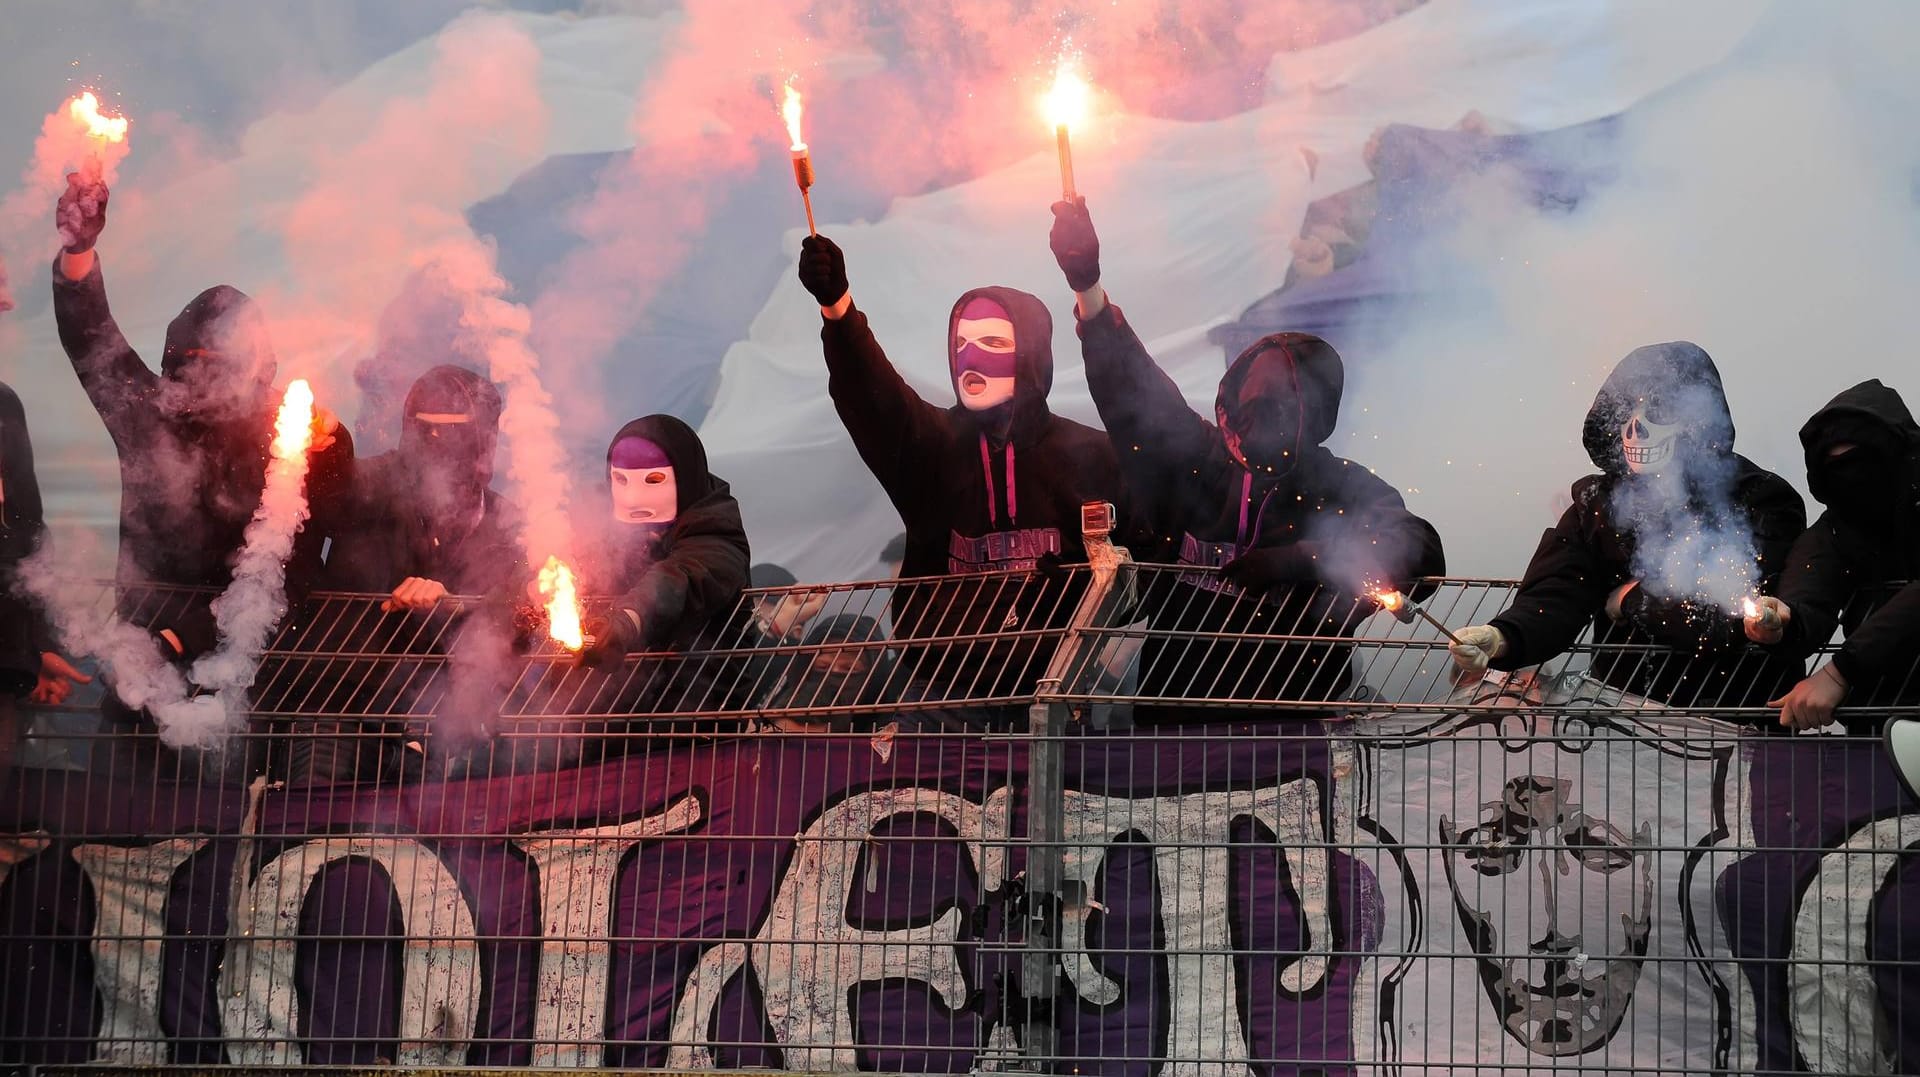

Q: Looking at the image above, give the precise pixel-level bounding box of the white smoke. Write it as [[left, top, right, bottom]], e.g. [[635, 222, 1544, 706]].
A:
[[150, 386, 316, 746], [15, 532, 190, 717], [0, 95, 131, 313]]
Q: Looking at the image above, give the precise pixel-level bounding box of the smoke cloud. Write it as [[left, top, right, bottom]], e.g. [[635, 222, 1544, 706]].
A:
[[16, 532, 190, 727], [0, 93, 133, 312]]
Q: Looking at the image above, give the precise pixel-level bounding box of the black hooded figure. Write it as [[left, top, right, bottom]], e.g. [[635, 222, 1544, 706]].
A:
[[1763, 380, 1920, 727], [51, 176, 354, 778], [1049, 200, 1444, 721], [796, 235, 1123, 718], [1, 383, 70, 780], [571, 415, 751, 721], [1457, 342, 1806, 710]]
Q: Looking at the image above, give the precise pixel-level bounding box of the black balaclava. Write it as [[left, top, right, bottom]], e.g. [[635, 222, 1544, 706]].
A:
[[1581, 342, 1735, 483], [399, 364, 502, 526], [776, 613, 895, 712], [156, 284, 277, 429], [1214, 332, 1344, 479], [1800, 379, 1920, 527]]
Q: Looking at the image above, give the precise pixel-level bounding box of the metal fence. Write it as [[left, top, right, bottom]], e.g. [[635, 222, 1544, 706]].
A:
[[1, 538, 1916, 1075]]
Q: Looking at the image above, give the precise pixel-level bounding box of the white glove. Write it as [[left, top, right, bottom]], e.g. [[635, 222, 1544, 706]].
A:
[[1448, 624, 1508, 674]]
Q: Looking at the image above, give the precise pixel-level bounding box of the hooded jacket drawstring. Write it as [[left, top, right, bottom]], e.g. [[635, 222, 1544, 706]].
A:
[[979, 434, 1017, 527], [1234, 471, 1280, 550]]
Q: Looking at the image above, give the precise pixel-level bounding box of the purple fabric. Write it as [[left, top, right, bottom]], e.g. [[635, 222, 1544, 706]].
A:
[[951, 296, 1019, 380], [0, 727, 1367, 1070], [608, 436, 672, 470]]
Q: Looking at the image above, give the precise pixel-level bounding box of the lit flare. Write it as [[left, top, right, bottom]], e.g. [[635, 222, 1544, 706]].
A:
[[272, 380, 316, 460], [1043, 55, 1090, 202], [782, 82, 806, 153], [67, 92, 128, 144], [780, 80, 817, 236], [539, 555, 585, 651]]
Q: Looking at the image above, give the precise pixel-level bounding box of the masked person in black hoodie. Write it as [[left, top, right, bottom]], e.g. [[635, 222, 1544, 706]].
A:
[[1049, 199, 1443, 722], [1445, 342, 1806, 712], [284, 365, 527, 784], [796, 235, 1122, 725], [52, 173, 353, 779], [1, 383, 93, 783], [1746, 379, 1920, 730], [544, 415, 751, 753]]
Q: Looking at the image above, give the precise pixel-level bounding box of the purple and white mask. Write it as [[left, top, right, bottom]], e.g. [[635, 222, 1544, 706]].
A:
[[609, 436, 678, 526], [951, 296, 1018, 412]]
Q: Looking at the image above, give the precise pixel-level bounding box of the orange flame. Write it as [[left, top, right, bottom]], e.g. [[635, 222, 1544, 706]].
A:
[[1042, 57, 1091, 132], [1742, 596, 1759, 619], [781, 82, 806, 152], [1375, 589, 1404, 612], [539, 555, 585, 651], [68, 92, 128, 143], [272, 380, 315, 460]]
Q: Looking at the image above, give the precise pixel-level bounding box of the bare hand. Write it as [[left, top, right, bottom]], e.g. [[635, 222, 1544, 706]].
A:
[[1769, 664, 1847, 731], [1743, 596, 1790, 645], [1605, 580, 1639, 622], [384, 577, 449, 612], [29, 652, 93, 706]]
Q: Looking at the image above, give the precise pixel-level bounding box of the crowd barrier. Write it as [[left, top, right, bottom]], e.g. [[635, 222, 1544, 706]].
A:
[[1, 542, 1916, 1076]]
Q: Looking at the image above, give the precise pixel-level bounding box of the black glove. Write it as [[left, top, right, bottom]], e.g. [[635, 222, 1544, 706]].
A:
[[576, 610, 642, 670], [1049, 196, 1101, 293], [1219, 545, 1321, 593], [1033, 550, 1079, 584], [56, 172, 109, 255], [797, 234, 850, 308]]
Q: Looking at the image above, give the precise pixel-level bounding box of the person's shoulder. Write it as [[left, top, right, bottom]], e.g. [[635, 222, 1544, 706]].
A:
[[1729, 455, 1802, 501]]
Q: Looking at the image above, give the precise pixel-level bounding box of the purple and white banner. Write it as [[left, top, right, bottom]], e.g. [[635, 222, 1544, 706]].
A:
[[0, 710, 1914, 1074]]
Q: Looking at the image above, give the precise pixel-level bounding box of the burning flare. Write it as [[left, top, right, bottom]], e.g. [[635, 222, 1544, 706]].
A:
[[1375, 589, 1404, 613], [782, 82, 806, 153], [539, 555, 585, 651], [67, 92, 128, 144], [274, 379, 316, 459], [1742, 596, 1759, 620], [1042, 55, 1090, 201]]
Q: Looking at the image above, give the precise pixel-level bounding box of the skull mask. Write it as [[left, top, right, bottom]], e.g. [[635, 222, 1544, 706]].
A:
[[1620, 398, 1680, 475]]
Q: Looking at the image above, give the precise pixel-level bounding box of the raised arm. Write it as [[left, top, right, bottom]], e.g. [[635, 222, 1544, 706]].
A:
[[1049, 199, 1221, 491], [50, 175, 158, 449], [796, 235, 948, 500]]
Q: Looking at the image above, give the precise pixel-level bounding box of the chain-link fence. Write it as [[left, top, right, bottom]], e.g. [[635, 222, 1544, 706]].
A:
[[1, 535, 1915, 1074]]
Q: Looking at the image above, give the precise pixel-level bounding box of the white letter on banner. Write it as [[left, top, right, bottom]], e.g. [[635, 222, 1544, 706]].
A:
[[70, 839, 207, 1064], [218, 838, 480, 1066], [1790, 813, 1920, 1075], [667, 787, 1011, 1071], [1059, 778, 1330, 1077], [513, 792, 703, 1067]]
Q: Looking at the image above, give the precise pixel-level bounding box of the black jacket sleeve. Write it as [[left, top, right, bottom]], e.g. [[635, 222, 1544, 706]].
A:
[[1618, 471, 1807, 653], [1325, 462, 1447, 594], [51, 256, 160, 452], [1773, 516, 1855, 658], [1077, 302, 1222, 506], [1489, 505, 1617, 669], [1833, 581, 1920, 686], [820, 306, 950, 512], [613, 481, 751, 650]]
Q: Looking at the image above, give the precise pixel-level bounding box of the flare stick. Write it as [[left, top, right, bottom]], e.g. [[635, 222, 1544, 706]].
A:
[[1056, 125, 1076, 201]]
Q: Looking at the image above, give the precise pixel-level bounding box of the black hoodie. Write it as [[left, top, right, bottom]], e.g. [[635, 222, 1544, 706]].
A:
[[821, 287, 1121, 699], [1488, 342, 1807, 711], [1078, 306, 1445, 715], [51, 257, 355, 663], [324, 365, 525, 598], [1774, 379, 1920, 724], [0, 383, 51, 696]]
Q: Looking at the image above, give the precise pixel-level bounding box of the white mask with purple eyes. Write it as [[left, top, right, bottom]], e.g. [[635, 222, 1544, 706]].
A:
[[611, 465, 677, 525]]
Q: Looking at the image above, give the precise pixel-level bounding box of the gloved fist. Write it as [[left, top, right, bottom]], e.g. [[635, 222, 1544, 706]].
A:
[[1743, 596, 1790, 645], [797, 234, 849, 309], [576, 610, 642, 670], [56, 172, 109, 255], [1049, 196, 1101, 292], [1448, 624, 1507, 674]]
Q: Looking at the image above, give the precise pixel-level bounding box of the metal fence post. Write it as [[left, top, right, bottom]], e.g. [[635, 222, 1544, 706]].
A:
[[1020, 503, 1131, 1070]]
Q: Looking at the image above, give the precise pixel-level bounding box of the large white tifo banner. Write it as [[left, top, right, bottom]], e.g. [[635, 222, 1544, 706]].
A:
[[1, 694, 1915, 1074]]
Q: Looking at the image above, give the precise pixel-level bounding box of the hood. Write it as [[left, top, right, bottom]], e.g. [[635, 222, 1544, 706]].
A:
[[1799, 378, 1920, 509], [946, 286, 1054, 433], [0, 381, 44, 557], [1582, 342, 1734, 476], [1214, 332, 1344, 474], [400, 364, 503, 519], [158, 285, 277, 422], [405, 364, 502, 429], [607, 414, 717, 514]]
